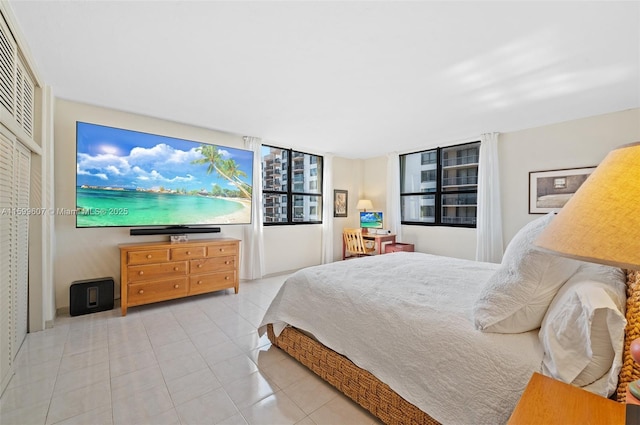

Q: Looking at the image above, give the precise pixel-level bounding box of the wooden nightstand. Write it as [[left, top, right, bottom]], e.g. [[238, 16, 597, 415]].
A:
[[507, 372, 624, 425], [384, 242, 414, 253]]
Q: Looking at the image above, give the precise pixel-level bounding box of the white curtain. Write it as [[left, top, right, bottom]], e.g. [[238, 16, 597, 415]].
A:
[[321, 154, 334, 264], [386, 152, 403, 242], [241, 137, 265, 279], [475, 132, 504, 263]]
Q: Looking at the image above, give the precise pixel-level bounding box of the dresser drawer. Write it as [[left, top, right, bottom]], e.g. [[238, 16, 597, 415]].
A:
[[206, 243, 238, 257], [190, 256, 236, 273], [384, 243, 415, 253], [171, 246, 206, 261], [189, 271, 237, 295], [128, 278, 188, 305], [128, 249, 170, 265], [119, 238, 240, 315], [127, 261, 187, 283]]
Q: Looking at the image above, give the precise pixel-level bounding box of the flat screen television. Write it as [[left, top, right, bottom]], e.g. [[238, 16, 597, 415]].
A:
[[360, 211, 383, 229], [76, 121, 254, 229]]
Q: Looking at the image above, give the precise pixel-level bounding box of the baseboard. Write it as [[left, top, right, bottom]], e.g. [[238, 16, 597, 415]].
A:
[[56, 306, 70, 316], [261, 269, 299, 279]]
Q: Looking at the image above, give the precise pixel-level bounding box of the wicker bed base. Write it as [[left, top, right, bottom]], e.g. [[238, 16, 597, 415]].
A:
[[268, 270, 640, 423], [266, 324, 440, 425], [618, 269, 640, 402]]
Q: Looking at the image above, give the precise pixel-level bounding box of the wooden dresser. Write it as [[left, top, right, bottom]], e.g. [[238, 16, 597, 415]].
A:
[[118, 238, 240, 316]]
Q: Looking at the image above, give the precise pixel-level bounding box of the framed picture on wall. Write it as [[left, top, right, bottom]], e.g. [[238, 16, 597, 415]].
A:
[[529, 166, 596, 214], [333, 189, 348, 217]]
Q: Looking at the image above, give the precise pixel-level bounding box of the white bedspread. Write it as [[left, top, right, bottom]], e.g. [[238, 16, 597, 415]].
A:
[[259, 252, 544, 425]]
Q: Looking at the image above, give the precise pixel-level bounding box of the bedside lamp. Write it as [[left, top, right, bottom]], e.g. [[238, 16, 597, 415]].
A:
[[534, 141, 640, 402], [356, 199, 373, 212]]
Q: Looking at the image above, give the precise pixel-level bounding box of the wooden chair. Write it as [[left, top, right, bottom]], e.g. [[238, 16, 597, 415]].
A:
[[343, 228, 376, 259]]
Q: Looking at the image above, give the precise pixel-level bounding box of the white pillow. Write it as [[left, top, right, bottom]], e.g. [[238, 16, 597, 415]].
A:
[[473, 213, 581, 333], [539, 263, 626, 396]]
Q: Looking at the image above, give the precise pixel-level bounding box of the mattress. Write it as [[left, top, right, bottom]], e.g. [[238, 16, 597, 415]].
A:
[[259, 252, 544, 425]]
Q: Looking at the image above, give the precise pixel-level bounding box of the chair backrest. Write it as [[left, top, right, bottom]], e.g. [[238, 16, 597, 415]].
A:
[[343, 228, 368, 255]]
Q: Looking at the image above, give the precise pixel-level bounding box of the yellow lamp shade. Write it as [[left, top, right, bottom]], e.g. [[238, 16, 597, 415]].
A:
[[535, 141, 640, 270], [356, 199, 373, 211]]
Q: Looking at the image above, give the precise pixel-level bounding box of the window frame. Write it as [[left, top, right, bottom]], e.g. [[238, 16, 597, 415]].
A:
[[262, 144, 323, 226], [399, 141, 480, 228]]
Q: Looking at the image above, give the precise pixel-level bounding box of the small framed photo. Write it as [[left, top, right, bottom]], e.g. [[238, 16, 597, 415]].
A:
[[333, 189, 348, 217], [529, 166, 596, 214]]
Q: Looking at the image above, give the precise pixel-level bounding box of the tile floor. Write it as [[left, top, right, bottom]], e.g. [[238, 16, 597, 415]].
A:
[[0, 275, 382, 425]]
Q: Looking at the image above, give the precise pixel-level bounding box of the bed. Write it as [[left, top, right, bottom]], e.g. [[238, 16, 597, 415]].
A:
[[258, 215, 640, 425]]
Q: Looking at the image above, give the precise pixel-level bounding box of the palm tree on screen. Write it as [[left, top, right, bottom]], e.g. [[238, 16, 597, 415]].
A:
[[191, 145, 251, 198], [220, 158, 251, 197]]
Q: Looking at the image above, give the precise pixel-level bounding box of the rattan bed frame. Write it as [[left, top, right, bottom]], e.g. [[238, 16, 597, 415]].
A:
[[267, 270, 640, 425]]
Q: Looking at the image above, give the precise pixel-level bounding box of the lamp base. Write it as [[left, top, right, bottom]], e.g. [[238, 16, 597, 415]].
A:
[[628, 385, 640, 405], [631, 381, 640, 401]]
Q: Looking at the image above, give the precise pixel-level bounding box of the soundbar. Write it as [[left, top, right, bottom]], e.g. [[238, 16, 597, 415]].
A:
[[130, 226, 221, 236]]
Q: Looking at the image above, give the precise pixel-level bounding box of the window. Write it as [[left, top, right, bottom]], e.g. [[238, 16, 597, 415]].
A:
[[554, 178, 567, 189], [421, 151, 437, 165], [421, 169, 436, 182], [400, 141, 480, 227], [262, 145, 323, 224]]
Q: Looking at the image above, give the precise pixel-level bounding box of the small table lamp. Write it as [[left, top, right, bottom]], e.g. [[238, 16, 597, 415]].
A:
[[356, 199, 373, 212], [534, 141, 640, 404]]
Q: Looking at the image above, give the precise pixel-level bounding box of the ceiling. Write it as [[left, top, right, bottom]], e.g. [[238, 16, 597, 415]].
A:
[[7, 1, 640, 159]]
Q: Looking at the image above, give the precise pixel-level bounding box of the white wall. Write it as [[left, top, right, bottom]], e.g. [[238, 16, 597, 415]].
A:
[[53, 99, 360, 308], [361, 156, 386, 213], [332, 156, 365, 258], [53, 100, 639, 309], [54, 100, 251, 309], [361, 151, 478, 260], [361, 108, 640, 261], [263, 225, 321, 274], [360, 154, 480, 259], [500, 108, 640, 246], [260, 155, 366, 272]]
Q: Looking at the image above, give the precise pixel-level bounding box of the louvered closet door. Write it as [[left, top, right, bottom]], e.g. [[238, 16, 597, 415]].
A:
[[0, 11, 35, 138], [0, 13, 16, 117], [0, 11, 37, 393], [0, 132, 15, 392], [15, 60, 34, 138], [13, 142, 29, 358]]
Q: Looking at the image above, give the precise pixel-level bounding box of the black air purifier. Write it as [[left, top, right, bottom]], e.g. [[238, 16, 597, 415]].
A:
[[69, 277, 114, 316]]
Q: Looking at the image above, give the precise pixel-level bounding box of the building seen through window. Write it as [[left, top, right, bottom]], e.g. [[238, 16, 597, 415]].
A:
[[262, 145, 323, 224], [400, 141, 480, 227]]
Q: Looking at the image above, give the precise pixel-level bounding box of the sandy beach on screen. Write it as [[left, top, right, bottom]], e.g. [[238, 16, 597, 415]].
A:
[[212, 198, 252, 224]]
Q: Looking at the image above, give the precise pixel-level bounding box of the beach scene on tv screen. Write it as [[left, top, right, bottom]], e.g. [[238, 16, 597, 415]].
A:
[[360, 212, 383, 228], [76, 122, 253, 227]]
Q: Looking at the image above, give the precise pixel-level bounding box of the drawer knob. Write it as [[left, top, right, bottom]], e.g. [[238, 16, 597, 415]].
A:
[[146, 254, 152, 259], [197, 264, 202, 268], [138, 289, 144, 294], [186, 251, 191, 255], [174, 284, 180, 289], [225, 276, 230, 280], [138, 271, 144, 276], [225, 261, 230, 265], [197, 281, 202, 285], [219, 248, 224, 252], [174, 267, 179, 271]]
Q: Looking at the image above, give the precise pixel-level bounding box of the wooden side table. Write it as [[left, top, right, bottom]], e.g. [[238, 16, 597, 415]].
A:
[[384, 243, 414, 253], [507, 372, 624, 425], [362, 233, 396, 255], [343, 232, 396, 259]]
